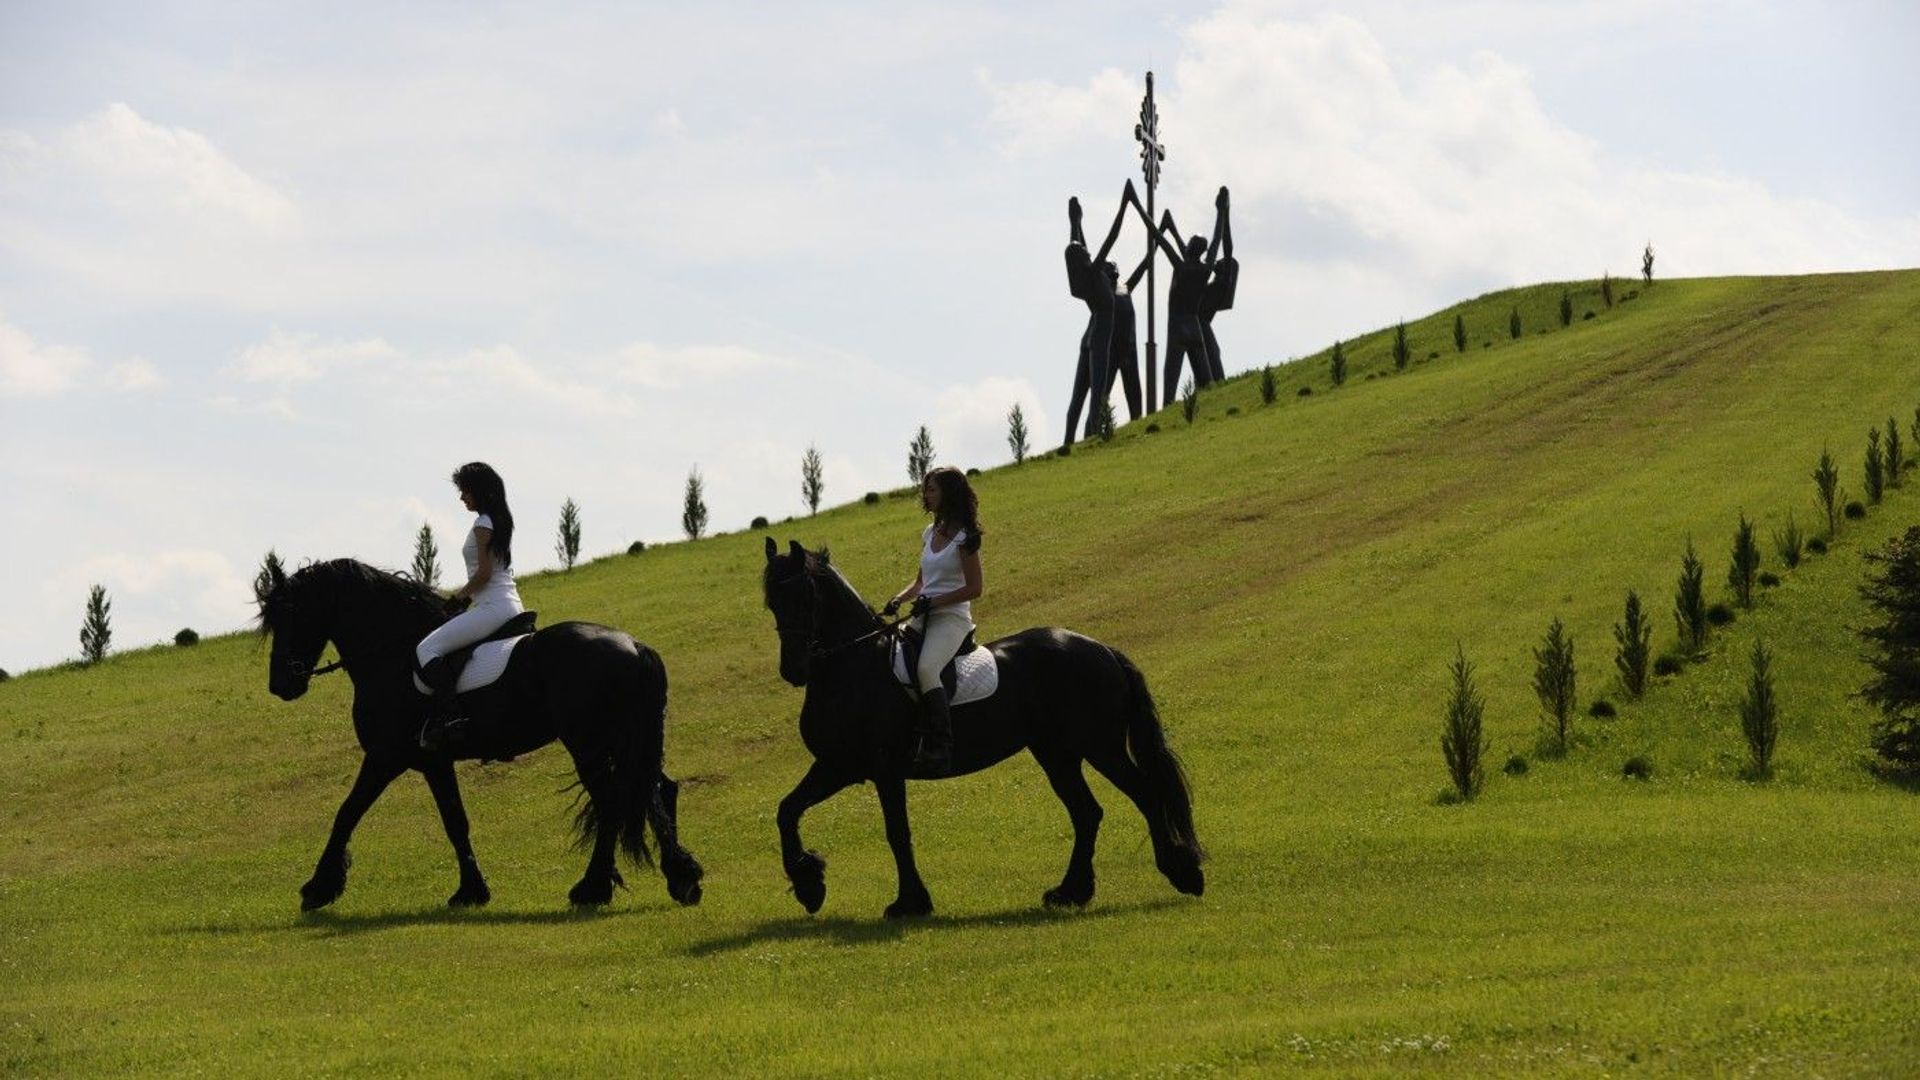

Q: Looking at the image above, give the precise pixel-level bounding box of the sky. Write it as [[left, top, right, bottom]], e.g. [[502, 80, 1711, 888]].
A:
[[2, 0, 1916, 672]]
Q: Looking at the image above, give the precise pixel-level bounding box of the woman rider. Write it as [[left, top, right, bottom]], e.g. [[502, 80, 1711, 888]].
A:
[[416, 461, 523, 750], [883, 466, 984, 773]]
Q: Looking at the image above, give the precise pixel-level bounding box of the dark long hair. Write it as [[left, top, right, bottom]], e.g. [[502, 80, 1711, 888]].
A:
[[453, 462, 514, 568], [923, 466, 982, 554]]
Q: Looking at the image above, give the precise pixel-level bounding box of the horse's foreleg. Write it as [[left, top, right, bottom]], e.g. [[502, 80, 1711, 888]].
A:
[[301, 753, 406, 911], [874, 775, 933, 919], [1036, 753, 1103, 909], [422, 760, 490, 908], [777, 761, 856, 915]]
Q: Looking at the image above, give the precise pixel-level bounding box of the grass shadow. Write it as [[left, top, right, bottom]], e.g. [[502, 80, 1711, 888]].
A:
[[683, 895, 1187, 958], [170, 903, 647, 939]]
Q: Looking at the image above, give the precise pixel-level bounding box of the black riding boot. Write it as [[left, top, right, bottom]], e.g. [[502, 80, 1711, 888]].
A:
[[417, 657, 462, 752], [914, 687, 954, 774]]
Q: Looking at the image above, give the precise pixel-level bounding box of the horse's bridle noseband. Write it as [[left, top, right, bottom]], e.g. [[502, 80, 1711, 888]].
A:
[[775, 571, 902, 662], [283, 655, 343, 679]]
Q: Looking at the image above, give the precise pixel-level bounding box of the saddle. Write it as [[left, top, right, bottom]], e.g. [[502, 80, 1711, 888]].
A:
[[414, 611, 538, 697], [890, 625, 999, 707]]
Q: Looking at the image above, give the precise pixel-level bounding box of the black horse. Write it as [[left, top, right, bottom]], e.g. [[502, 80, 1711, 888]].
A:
[[761, 538, 1204, 917], [257, 558, 703, 910]]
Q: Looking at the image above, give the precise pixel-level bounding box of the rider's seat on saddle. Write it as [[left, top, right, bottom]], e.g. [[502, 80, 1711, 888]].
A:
[[892, 625, 998, 706], [416, 611, 539, 696]]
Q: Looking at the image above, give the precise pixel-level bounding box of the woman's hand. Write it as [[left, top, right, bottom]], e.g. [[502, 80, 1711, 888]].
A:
[[910, 596, 933, 618], [882, 597, 902, 617]]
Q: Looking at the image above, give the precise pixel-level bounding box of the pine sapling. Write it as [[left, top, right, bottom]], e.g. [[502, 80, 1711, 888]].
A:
[[1773, 512, 1804, 569], [1441, 646, 1486, 801], [1006, 404, 1029, 464], [555, 497, 582, 570], [411, 523, 440, 587], [1813, 447, 1841, 537], [1860, 526, 1920, 769], [1453, 313, 1466, 353], [1509, 306, 1522, 340], [1675, 538, 1709, 654], [801, 444, 825, 514], [1614, 589, 1653, 699], [907, 425, 936, 484], [682, 469, 708, 540], [1739, 638, 1778, 780], [1601, 272, 1614, 309], [1259, 365, 1277, 404], [1865, 428, 1885, 505], [80, 584, 112, 665], [1329, 340, 1347, 386], [1558, 290, 1573, 327], [1181, 378, 1198, 424], [1392, 321, 1409, 370], [1728, 513, 1761, 609], [1533, 617, 1577, 755], [1887, 417, 1904, 488]]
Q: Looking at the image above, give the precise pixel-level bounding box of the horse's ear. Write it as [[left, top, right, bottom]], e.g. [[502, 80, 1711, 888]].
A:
[[788, 539, 805, 562], [764, 536, 777, 562]]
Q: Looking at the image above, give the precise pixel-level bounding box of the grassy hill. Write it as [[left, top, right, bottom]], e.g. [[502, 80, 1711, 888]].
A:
[[4, 270, 1918, 1077]]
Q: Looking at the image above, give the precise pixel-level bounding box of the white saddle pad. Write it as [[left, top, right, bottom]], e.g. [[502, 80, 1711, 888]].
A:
[[891, 639, 1000, 707], [412, 635, 528, 695]]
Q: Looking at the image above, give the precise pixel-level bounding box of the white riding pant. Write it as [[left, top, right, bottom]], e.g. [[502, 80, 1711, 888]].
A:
[[415, 592, 524, 670], [912, 608, 975, 694]]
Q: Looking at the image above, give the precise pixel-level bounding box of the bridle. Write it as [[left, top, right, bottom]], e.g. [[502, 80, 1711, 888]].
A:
[[773, 569, 903, 663], [282, 653, 343, 679]]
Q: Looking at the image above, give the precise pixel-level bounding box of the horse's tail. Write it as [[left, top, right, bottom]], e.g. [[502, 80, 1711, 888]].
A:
[[1115, 649, 1206, 875], [570, 643, 663, 868]]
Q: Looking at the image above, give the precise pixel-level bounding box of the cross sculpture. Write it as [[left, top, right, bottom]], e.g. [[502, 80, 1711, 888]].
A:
[[1134, 71, 1167, 412]]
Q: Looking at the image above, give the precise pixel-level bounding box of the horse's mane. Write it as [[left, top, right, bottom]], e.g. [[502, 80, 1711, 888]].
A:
[[763, 545, 880, 631], [259, 557, 443, 634]]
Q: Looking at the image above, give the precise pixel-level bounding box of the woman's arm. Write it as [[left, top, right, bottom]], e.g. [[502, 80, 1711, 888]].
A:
[[924, 550, 983, 609], [887, 570, 925, 611], [453, 526, 495, 600]]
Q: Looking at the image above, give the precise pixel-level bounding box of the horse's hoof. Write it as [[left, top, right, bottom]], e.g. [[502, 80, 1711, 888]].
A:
[[786, 850, 827, 915], [665, 853, 704, 907], [1160, 850, 1206, 897], [448, 881, 491, 908], [670, 881, 703, 907], [1043, 884, 1092, 909], [883, 894, 934, 920], [569, 877, 615, 908], [298, 880, 341, 912]]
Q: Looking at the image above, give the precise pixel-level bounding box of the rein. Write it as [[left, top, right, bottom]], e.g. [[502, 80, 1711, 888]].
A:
[[287, 655, 344, 679]]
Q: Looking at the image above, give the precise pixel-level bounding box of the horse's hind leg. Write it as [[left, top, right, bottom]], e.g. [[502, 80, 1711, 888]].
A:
[[874, 775, 933, 919], [1086, 745, 1204, 897], [422, 760, 490, 908], [1034, 752, 1102, 909], [301, 753, 405, 911], [648, 774, 704, 906], [568, 755, 623, 908]]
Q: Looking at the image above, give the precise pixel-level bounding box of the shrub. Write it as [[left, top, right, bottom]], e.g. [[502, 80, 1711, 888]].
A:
[[1739, 638, 1779, 780], [1181, 378, 1198, 424], [174, 628, 200, 647], [1653, 653, 1686, 677], [1707, 603, 1736, 627], [1533, 617, 1577, 755], [1887, 417, 1904, 489], [802, 445, 825, 513], [1558, 290, 1573, 327], [411, 523, 440, 588], [750, 515, 769, 530], [1006, 404, 1030, 464], [1226, 406, 1241, 416], [1440, 647, 1487, 801], [1601, 272, 1614, 309], [1259, 366, 1277, 404], [80, 584, 111, 665], [1622, 755, 1653, 780], [1758, 571, 1781, 588], [1508, 306, 1522, 340], [1773, 512, 1804, 569], [1145, 423, 1161, 434], [1503, 754, 1528, 776], [555, 497, 582, 570], [1865, 429, 1885, 505], [1675, 539, 1709, 654], [1453, 314, 1466, 353], [1808, 536, 1829, 555], [1589, 699, 1616, 719], [1846, 501, 1867, 520], [1329, 340, 1347, 386], [1813, 446, 1842, 536], [1297, 386, 1312, 397], [1392, 322, 1410, 371], [627, 541, 646, 555], [1426, 351, 1438, 360], [1728, 512, 1761, 608], [1614, 589, 1653, 699], [965, 467, 980, 477], [1860, 526, 1920, 769], [907, 425, 936, 484], [1582, 311, 1595, 320], [863, 492, 880, 506], [682, 470, 708, 540], [1624, 289, 1639, 301], [0, 668, 9, 683]]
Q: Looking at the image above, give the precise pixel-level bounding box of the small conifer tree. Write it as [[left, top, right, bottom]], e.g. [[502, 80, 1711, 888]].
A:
[[1813, 447, 1842, 537], [1728, 513, 1761, 609], [555, 498, 582, 570], [253, 549, 286, 607], [1006, 404, 1029, 464], [1180, 378, 1198, 424], [411, 522, 440, 587], [1392, 321, 1410, 370], [1441, 646, 1486, 801], [1887, 417, 1904, 488], [1614, 589, 1653, 699], [1739, 638, 1778, 779], [1533, 617, 1577, 754], [1675, 539, 1709, 654], [1259, 365, 1277, 404], [1329, 340, 1347, 386], [80, 584, 112, 665], [1096, 397, 1116, 442], [1452, 313, 1466, 353], [801, 445, 825, 514], [1508, 306, 1522, 340], [1773, 512, 1804, 569], [1861, 526, 1920, 768], [1601, 272, 1614, 309], [682, 469, 708, 540], [1865, 429, 1885, 505], [1642, 242, 1655, 285], [907, 425, 935, 484], [1558, 290, 1573, 327]]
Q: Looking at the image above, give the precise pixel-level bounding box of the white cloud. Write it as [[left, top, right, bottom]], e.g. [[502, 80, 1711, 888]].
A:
[[441, 344, 635, 418], [105, 357, 162, 392], [59, 103, 298, 232], [0, 311, 91, 396], [43, 548, 256, 655], [611, 341, 797, 389], [932, 375, 1050, 470], [229, 328, 399, 383]]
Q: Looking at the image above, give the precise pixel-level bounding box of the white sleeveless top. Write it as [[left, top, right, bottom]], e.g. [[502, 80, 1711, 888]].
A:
[[920, 524, 971, 620], [465, 513, 521, 605]]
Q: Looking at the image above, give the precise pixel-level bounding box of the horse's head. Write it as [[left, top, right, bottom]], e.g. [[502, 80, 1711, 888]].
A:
[[763, 537, 819, 687], [256, 561, 330, 701]]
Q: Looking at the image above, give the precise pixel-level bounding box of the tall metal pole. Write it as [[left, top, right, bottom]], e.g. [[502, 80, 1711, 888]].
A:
[[1135, 72, 1165, 413]]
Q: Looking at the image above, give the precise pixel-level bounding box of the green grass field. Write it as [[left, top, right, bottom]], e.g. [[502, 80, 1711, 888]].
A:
[[4, 271, 1918, 1077]]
